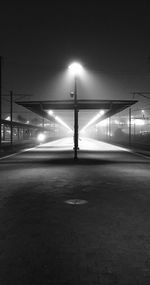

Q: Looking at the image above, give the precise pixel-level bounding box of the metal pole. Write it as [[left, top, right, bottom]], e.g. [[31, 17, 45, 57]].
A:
[[134, 121, 135, 137], [10, 90, 13, 145], [129, 107, 131, 146], [0, 56, 2, 146], [42, 117, 44, 129], [17, 127, 20, 141], [108, 117, 111, 141], [74, 76, 78, 159], [3, 124, 5, 141]]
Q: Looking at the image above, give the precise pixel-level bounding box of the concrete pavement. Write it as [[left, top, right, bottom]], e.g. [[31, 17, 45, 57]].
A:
[[0, 137, 150, 284]]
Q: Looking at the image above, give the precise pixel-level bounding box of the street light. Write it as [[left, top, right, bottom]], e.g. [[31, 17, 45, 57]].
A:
[[68, 62, 83, 159], [68, 62, 83, 76]]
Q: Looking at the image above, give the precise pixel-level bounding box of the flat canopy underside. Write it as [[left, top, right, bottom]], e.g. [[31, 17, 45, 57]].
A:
[[16, 99, 137, 124]]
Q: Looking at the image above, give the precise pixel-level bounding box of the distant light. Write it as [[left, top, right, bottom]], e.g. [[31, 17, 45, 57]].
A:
[[107, 131, 113, 137], [37, 133, 46, 142], [80, 110, 105, 133], [130, 119, 145, 126], [68, 62, 83, 76], [5, 116, 10, 121], [48, 110, 54, 116], [134, 119, 145, 126], [6, 130, 11, 134], [44, 123, 51, 126], [141, 110, 145, 113], [26, 120, 30, 124]]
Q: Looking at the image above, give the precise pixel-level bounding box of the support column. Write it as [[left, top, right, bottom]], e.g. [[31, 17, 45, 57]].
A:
[[74, 107, 78, 159], [129, 107, 131, 145], [74, 76, 78, 159], [108, 117, 111, 141], [0, 56, 2, 146], [23, 128, 25, 140], [42, 117, 44, 129], [10, 91, 13, 145], [17, 127, 20, 141], [3, 124, 5, 141]]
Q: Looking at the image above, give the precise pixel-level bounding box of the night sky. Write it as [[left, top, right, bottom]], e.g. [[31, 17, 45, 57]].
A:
[[1, 1, 150, 101]]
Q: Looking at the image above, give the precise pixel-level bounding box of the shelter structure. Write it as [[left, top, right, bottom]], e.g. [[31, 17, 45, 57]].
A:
[[16, 99, 138, 158], [1, 119, 46, 143]]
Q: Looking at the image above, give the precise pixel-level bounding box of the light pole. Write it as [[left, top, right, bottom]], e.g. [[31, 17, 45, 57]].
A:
[[68, 62, 83, 159], [10, 90, 13, 145], [74, 75, 78, 159], [0, 56, 2, 146]]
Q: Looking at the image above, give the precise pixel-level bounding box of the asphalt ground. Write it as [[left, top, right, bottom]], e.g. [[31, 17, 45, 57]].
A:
[[0, 137, 150, 284]]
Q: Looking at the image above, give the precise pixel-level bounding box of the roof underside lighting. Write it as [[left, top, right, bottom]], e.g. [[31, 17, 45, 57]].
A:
[[80, 110, 105, 133], [47, 110, 73, 133], [55, 116, 73, 132]]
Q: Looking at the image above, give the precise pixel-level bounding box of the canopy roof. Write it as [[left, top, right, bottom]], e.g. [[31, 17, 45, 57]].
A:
[[16, 99, 137, 125]]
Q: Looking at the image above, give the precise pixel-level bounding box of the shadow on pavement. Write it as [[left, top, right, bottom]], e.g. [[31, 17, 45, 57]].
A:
[[0, 149, 150, 167]]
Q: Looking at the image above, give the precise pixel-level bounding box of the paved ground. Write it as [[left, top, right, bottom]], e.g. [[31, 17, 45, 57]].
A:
[[0, 140, 38, 159], [0, 137, 150, 284], [0, 136, 58, 158]]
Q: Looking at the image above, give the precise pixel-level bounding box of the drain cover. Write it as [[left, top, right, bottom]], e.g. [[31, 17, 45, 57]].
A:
[[65, 199, 88, 205]]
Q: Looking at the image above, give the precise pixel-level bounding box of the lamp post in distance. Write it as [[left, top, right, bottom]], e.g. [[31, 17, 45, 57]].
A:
[[68, 62, 83, 159]]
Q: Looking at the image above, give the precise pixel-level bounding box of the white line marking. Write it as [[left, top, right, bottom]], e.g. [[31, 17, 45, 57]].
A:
[[131, 150, 150, 160], [0, 145, 38, 160], [0, 152, 19, 160]]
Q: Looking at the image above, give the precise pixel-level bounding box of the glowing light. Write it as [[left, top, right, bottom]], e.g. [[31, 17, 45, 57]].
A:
[[68, 62, 83, 76], [48, 110, 54, 116], [47, 110, 72, 133], [107, 131, 113, 137], [141, 110, 145, 113], [134, 119, 145, 126], [37, 133, 46, 142], [99, 110, 105, 116], [5, 116, 10, 121], [80, 110, 105, 133], [55, 116, 73, 133], [129, 119, 145, 126]]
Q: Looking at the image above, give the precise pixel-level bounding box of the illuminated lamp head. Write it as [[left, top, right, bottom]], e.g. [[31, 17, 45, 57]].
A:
[[68, 62, 83, 76]]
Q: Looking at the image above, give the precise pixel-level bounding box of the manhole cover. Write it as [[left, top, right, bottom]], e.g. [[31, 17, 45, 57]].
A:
[[65, 199, 88, 205]]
